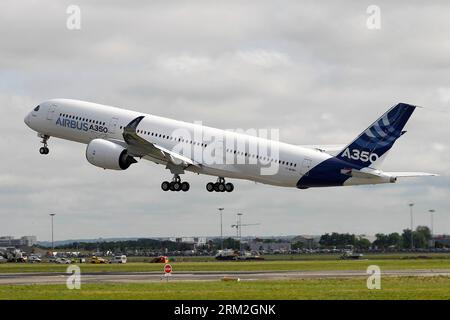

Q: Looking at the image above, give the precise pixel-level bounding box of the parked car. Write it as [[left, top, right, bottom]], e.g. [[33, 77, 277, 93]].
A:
[[109, 255, 127, 264], [340, 251, 363, 260], [150, 256, 169, 263], [90, 256, 107, 264], [0, 256, 6, 263], [28, 255, 42, 263], [55, 258, 71, 264], [215, 249, 238, 261]]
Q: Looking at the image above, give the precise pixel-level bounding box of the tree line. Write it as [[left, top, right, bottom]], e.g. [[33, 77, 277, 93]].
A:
[[41, 226, 435, 252], [319, 226, 432, 249]]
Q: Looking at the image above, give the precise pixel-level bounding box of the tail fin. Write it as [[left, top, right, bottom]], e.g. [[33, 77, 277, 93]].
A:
[[336, 103, 416, 168]]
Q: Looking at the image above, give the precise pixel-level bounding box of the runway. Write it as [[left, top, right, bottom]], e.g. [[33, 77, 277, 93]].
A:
[[1, 269, 449, 285]]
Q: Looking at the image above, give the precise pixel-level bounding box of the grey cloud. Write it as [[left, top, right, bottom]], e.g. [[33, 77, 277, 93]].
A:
[[1, 1, 449, 240]]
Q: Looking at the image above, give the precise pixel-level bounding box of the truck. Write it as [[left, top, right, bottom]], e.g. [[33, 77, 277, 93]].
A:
[[215, 249, 238, 261]]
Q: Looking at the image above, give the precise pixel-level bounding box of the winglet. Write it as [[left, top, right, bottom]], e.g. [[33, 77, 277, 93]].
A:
[[125, 116, 145, 131], [123, 116, 145, 144]]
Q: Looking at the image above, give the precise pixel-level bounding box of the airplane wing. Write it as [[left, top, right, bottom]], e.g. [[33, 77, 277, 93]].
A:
[[300, 144, 345, 155], [122, 116, 199, 168]]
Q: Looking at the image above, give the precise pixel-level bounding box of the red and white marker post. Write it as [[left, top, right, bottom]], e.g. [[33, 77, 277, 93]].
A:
[[164, 263, 172, 281]]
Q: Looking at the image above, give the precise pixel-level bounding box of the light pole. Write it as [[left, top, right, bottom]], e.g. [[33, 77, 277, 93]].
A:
[[49, 213, 56, 250], [238, 213, 243, 238], [429, 209, 435, 236], [409, 203, 414, 249], [231, 214, 259, 256], [231, 213, 244, 255], [237, 213, 243, 254], [217, 208, 224, 250]]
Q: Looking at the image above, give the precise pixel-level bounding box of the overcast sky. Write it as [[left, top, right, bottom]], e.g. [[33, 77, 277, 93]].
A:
[[1, 1, 449, 241]]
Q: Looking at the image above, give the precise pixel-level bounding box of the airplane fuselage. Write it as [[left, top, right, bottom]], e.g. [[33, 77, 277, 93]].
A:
[[24, 99, 428, 191]]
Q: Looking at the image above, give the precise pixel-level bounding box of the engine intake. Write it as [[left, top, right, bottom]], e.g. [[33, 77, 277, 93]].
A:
[[86, 139, 136, 170]]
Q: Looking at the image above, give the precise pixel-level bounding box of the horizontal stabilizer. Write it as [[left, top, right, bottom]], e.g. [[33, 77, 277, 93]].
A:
[[384, 172, 438, 177], [340, 168, 438, 183]]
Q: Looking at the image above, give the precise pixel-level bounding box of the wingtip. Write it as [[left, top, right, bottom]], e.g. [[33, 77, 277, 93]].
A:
[[125, 116, 145, 130]]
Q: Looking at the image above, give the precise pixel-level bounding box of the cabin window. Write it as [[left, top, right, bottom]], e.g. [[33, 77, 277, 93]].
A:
[[34, 105, 40, 111]]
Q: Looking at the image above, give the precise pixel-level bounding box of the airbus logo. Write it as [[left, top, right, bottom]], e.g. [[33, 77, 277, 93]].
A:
[[56, 117, 108, 133]]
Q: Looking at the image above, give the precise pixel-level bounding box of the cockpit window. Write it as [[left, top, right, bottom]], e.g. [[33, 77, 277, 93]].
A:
[[33, 105, 40, 112]]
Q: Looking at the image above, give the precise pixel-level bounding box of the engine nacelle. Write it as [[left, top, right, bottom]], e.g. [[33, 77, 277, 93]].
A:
[[86, 139, 136, 170]]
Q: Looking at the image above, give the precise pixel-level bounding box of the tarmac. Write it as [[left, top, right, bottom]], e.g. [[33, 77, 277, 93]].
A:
[[1, 269, 449, 285]]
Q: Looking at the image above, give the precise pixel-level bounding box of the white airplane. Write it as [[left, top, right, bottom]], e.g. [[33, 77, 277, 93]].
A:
[[24, 99, 436, 192]]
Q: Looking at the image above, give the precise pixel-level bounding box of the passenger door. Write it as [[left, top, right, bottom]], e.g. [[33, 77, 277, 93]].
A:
[[108, 117, 119, 137], [46, 104, 58, 121], [300, 158, 312, 176]]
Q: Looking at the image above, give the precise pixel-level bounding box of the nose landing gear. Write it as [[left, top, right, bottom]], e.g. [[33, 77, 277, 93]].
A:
[[38, 134, 50, 155], [161, 174, 190, 192], [206, 177, 234, 192]]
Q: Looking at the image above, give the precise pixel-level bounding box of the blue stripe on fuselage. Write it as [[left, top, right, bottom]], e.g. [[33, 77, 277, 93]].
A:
[[296, 157, 363, 189]]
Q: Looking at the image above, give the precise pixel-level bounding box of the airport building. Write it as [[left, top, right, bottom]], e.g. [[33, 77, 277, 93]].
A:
[[291, 235, 320, 249], [248, 240, 292, 253], [432, 235, 450, 247], [0, 236, 37, 247], [169, 237, 207, 246]]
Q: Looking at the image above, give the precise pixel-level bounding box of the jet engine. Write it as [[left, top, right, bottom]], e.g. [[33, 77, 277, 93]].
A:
[[85, 139, 136, 170]]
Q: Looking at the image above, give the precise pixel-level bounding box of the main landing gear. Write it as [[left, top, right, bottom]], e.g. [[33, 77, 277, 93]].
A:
[[38, 134, 50, 155], [206, 177, 234, 193], [161, 174, 190, 192]]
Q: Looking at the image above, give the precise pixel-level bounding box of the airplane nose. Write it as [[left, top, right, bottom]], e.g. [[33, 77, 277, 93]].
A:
[[24, 113, 31, 127]]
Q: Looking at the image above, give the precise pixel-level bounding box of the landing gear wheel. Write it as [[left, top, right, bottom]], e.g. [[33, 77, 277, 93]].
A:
[[225, 183, 234, 192], [38, 134, 50, 155], [163, 174, 190, 192], [216, 183, 226, 192], [207, 178, 233, 192], [206, 182, 215, 192], [172, 181, 182, 191], [181, 182, 190, 192], [161, 181, 170, 191]]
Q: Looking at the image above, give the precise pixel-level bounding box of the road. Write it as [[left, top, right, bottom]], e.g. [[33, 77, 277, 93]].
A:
[[1, 269, 449, 285]]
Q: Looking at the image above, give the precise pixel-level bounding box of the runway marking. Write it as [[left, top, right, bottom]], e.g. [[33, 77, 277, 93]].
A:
[[0, 269, 449, 285]]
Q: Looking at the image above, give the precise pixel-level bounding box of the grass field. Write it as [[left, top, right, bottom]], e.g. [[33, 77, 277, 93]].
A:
[[0, 277, 449, 300], [1, 258, 450, 274]]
